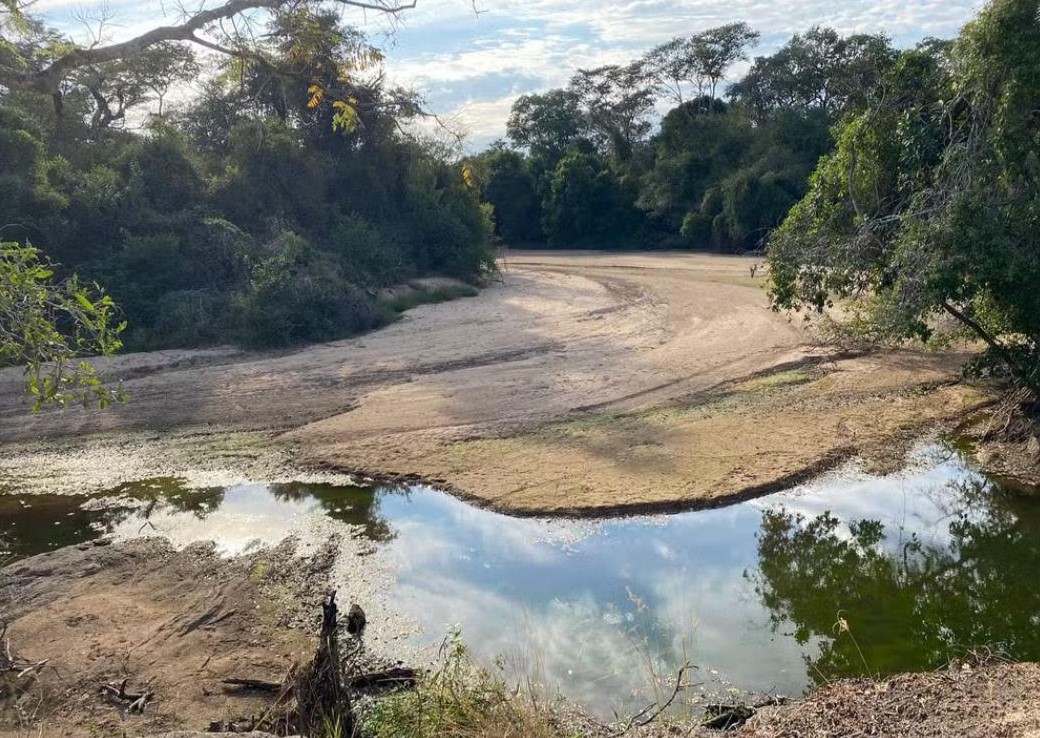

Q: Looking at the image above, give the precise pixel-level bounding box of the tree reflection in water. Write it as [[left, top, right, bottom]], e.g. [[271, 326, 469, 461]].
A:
[[751, 479, 1040, 684], [269, 482, 398, 543]]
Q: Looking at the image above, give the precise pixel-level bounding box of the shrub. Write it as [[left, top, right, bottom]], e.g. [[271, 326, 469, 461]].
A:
[[328, 214, 407, 286], [359, 632, 555, 738], [235, 233, 383, 347]]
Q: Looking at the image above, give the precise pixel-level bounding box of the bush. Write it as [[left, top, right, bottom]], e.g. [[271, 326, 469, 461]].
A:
[[148, 289, 232, 348], [328, 214, 407, 286], [359, 631, 555, 738], [235, 233, 383, 347], [680, 211, 712, 245]]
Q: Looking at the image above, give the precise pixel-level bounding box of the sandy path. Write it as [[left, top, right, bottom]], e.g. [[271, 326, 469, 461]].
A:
[[0, 252, 985, 511]]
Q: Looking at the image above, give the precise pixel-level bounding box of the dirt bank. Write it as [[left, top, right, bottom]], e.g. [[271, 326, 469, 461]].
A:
[[0, 252, 992, 510], [0, 537, 338, 736], [742, 662, 1040, 738]]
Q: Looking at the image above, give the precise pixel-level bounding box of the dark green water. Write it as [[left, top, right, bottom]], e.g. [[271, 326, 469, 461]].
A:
[[1, 446, 1038, 716]]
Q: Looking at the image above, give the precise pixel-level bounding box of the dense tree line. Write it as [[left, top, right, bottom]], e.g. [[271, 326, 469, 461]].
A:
[[1, 7, 494, 355], [467, 24, 897, 251], [769, 0, 1040, 402]]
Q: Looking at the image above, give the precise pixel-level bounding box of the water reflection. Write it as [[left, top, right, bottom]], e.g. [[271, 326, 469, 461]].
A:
[[0, 448, 1038, 719], [0, 478, 393, 557], [754, 477, 1040, 684]]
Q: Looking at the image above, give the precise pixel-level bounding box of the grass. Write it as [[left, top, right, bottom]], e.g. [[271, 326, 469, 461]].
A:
[[358, 631, 560, 738], [731, 368, 813, 393], [380, 284, 479, 316]]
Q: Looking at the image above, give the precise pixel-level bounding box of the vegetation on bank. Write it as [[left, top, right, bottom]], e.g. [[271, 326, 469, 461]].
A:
[[2, 0, 1038, 419], [465, 24, 890, 251], [0, 5, 495, 359], [768, 0, 1040, 415], [467, 0, 1039, 422]]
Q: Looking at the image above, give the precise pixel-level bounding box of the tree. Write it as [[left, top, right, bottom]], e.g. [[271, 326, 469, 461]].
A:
[[543, 151, 646, 246], [134, 43, 201, 119], [643, 37, 697, 104], [0, 242, 125, 410], [570, 63, 655, 162], [644, 24, 760, 104], [0, 0, 415, 120], [731, 27, 896, 121], [690, 22, 760, 99], [506, 89, 587, 165], [768, 0, 1040, 397], [466, 148, 543, 244]]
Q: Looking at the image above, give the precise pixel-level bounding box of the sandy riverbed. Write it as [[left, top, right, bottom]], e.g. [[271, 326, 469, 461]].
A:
[[0, 251, 991, 510]]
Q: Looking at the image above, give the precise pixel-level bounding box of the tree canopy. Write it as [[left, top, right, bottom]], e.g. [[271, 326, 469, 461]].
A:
[[768, 0, 1040, 397], [470, 23, 888, 250], [0, 4, 494, 370]]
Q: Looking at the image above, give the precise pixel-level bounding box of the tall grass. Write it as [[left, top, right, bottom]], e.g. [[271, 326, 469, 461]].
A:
[[358, 631, 558, 738]]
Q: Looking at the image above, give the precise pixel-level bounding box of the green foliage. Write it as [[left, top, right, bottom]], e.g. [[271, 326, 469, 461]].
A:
[[496, 24, 890, 252], [0, 242, 125, 410], [730, 27, 898, 121], [506, 90, 587, 165], [0, 11, 495, 356], [465, 149, 543, 244], [754, 477, 1040, 682], [769, 0, 1040, 394], [235, 232, 383, 347], [360, 630, 555, 738], [544, 151, 648, 247]]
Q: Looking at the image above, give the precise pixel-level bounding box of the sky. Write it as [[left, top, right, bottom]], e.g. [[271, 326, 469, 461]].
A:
[[38, 0, 984, 149]]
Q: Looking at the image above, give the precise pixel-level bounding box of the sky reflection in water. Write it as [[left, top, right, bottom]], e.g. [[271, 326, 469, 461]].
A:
[[2, 445, 1038, 717]]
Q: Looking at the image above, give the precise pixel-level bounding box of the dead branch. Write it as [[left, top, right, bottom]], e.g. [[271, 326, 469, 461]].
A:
[[100, 678, 154, 714], [611, 662, 695, 735], [221, 677, 283, 693], [347, 666, 417, 691]]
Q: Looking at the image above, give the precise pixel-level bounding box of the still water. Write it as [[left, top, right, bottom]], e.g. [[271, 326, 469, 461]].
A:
[[2, 445, 1038, 716]]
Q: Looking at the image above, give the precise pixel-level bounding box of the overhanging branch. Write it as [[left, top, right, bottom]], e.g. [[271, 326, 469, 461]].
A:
[[0, 0, 417, 97]]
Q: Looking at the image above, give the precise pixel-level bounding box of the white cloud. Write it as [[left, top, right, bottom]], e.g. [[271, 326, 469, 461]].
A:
[[40, 0, 984, 146]]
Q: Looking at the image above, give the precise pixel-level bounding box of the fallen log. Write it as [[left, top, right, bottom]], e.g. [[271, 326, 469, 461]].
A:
[[221, 666, 418, 695], [220, 678, 283, 693]]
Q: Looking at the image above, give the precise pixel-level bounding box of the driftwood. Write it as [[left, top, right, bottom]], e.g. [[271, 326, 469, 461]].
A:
[[217, 594, 419, 734], [222, 666, 418, 695], [0, 623, 48, 679], [702, 696, 789, 731], [293, 591, 353, 736], [221, 677, 284, 693], [348, 666, 418, 691], [0, 622, 51, 725], [100, 677, 154, 714], [611, 662, 696, 736]]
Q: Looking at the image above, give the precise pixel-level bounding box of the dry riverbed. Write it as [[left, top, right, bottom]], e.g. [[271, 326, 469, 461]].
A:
[[0, 252, 1003, 507]]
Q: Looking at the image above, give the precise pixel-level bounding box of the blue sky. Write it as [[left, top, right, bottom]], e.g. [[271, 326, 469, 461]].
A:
[[39, 0, 984, 148]]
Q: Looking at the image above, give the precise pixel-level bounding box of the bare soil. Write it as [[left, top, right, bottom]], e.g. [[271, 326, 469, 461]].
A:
[[0, 538, 335, 736], [0, 252, 993, 511], [741, 663, 1040, 738]]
